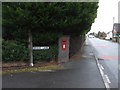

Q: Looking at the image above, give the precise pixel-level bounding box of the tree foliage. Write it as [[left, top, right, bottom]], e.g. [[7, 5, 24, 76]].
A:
[[97, 31, 107, 37], [2, 2, 98, 63], [2, 2, 98, 42]]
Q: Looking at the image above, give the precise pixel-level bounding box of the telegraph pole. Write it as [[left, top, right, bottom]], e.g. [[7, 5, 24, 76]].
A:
[[112, 17, 115, 41], [113, 17, 115, 24]]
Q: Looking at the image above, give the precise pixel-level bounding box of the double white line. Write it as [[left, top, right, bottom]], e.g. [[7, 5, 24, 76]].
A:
[[94, 54, 111, 90], [89, 38, 111, 90]]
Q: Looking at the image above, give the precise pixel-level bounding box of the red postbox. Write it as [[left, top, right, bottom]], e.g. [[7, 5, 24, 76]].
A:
[[62, 40, 66, 50]]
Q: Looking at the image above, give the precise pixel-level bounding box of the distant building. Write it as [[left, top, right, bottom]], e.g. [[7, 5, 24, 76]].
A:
[[97, 31, 107, 39], [112, 23, 120, 43]]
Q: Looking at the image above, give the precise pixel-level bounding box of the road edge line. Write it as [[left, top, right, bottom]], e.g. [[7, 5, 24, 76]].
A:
[[94, 50, 111, 90], [88, 38, 111, 90]]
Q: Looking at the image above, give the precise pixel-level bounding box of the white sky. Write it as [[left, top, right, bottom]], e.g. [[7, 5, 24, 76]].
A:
[[89, 0, 120, 34]]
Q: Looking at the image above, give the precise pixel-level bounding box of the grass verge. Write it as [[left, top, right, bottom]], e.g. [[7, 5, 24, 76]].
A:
[[1, 65, 64, 74]]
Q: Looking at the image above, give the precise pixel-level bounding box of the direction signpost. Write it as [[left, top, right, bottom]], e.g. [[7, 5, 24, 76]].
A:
[[33, 46, 49, 50]]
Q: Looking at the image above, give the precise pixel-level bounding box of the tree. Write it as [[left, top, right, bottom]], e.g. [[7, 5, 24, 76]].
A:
[[2, 2, 98, 66], [97, 31, 107, 38], [3, 2, 98, 37]]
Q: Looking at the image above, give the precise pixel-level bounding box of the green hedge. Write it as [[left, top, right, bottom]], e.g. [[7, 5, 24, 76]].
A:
[[2, 40, 28, 62], [33, 45, 58, 62], [2, 40, 58, 62]]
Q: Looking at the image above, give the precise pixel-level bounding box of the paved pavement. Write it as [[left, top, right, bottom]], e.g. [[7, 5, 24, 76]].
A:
[[2, 39, 107, 88]]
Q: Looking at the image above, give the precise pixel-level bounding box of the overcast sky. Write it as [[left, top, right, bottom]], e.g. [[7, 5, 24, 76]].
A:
[[89, 0, 120, 34]]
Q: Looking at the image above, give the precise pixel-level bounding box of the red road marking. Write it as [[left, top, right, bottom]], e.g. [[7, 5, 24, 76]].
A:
[[93, 44, 113, 48], [93, 45, 110, 47], [98, 55, 119, 60]]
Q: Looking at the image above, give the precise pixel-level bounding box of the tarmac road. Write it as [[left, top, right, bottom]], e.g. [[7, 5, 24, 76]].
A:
[[88, 37, 119, 88], [2, 39, 106, 88]]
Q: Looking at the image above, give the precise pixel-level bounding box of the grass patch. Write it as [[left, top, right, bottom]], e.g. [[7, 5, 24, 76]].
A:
[[2, 65, 64, 74]]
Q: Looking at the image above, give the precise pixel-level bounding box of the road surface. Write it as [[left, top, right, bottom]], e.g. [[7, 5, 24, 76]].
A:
[[88, 37, 119, 88], [2, 39, 105, 88]]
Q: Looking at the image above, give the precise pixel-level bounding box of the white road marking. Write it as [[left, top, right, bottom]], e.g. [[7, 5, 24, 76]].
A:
[[91, 43, 111, 89], [31, 70, 54, 73], [105, 75, 111, 84], [99, 68, 104, 76], [88, 38, 114, 89], [105, 83, 110, 89], [100, 65, 104, 70]]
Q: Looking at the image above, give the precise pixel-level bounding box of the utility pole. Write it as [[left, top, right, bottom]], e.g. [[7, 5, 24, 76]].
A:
[[112, 17, 115, 41], [113, 17, 115, 24]]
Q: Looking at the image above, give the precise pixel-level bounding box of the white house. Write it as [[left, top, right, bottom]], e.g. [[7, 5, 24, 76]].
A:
[[105, 31, 112, 40]]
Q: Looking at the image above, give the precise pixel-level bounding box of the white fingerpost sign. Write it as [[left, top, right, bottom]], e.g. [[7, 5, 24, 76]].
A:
[[33, 46, 49, 50]]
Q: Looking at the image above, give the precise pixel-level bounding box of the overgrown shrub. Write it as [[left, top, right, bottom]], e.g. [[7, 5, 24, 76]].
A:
[[2, 40, 58, 62], [2, 40, 28, 62], [33, 45, 58, 62]]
